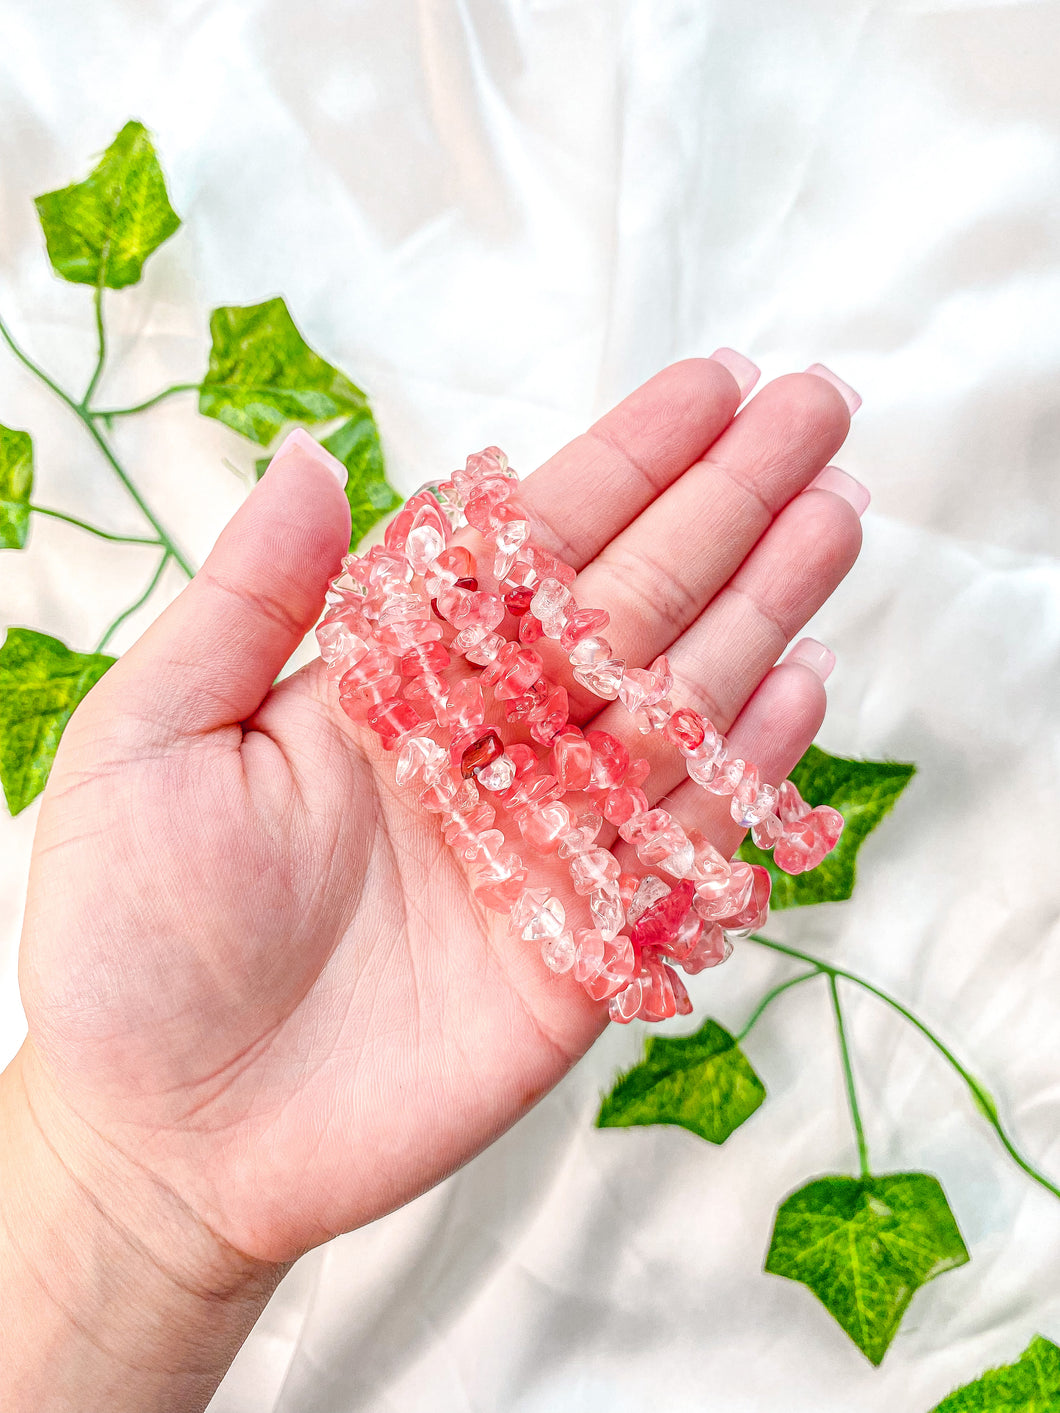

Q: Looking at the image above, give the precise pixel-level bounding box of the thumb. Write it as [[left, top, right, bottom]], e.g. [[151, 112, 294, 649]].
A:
[[95, 429, 352, 744]]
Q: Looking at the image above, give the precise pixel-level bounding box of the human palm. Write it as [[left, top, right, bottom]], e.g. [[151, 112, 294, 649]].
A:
[[15, 357, 863, 1271]]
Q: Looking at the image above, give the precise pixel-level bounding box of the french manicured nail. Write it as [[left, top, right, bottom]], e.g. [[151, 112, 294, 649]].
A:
[[805, 362, 862, 415], [710, 347, 760, 398], [274, 427, 348, 487], [809, 464, 870, 516], [785, 637, 835, 681]]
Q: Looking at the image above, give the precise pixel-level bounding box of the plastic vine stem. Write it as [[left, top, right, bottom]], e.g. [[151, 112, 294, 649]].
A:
[[829, 973, 870, 1180], [28, 505, 160, 546], [81, 277, 107, 408], [736, 969, 820, 1042], [76, 401, 194, 578], [97, 551, 170, 653], [94, 382, 202, 419], [0, 310, 194, 580], [746, 933, 1060, 1204]]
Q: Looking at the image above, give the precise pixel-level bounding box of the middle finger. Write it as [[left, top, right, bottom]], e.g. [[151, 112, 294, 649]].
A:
[[566, 369, 856, 694]]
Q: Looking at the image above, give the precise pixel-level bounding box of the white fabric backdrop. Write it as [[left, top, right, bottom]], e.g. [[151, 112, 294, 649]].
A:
[[2, 1, 1059, 1408]]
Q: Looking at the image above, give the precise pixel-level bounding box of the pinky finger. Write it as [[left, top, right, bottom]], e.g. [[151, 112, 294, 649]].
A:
[[652, 642, 832, 862]]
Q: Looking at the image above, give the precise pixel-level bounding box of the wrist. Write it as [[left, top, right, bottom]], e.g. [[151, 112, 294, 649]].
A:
[[0, 1041, 283, 1413]]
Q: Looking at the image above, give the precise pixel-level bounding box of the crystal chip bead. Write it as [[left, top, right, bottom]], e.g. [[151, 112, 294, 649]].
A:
[[550, 730, 593, 791], [475, 752, 517, 792], [542, 931, 577, 973], [589, 885, 625, 940]]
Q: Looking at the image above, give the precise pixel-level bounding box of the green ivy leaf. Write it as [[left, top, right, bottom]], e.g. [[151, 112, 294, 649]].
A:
[[253, 407, 403, 551], [0, 628, 114, 815], [738, 744, 915, 908], [765, 1172, 969, 1365], [323, 409, 403, 549], [34, 121, 180, 289], [930, 1335, 1060, 1411], [596, 1018, 766, 1144], [0, 425, 33, 549], [200, 297, 368, 446]]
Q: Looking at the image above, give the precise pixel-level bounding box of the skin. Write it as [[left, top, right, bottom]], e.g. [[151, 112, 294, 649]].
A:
[[0, 358, 862, 1411]]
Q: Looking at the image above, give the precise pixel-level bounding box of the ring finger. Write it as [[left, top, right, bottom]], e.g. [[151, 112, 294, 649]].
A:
[[560, 368, 857, 719], [588, 472, 864, 813]]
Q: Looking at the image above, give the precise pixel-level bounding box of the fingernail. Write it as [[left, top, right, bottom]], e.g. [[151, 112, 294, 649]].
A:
[[805, 363, 862, 415], [809, 464, 871, 516], [710, 347, 760, 399], [274, 427, 348, 488], [785, 637, 835, 681]]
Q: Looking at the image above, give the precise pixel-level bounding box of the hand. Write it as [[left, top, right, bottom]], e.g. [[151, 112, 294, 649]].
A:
[[3, 356, 863, 1408]]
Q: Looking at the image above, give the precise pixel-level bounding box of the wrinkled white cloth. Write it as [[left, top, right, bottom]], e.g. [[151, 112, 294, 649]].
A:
[[2, 1, 1059, 1408]]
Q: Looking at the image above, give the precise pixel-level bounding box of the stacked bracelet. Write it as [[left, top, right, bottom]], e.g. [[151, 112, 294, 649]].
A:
[[317, 446, 844, 1025]]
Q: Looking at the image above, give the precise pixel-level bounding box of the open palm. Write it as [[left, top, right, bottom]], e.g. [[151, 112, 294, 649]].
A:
[[15, 357, 862, 1271]]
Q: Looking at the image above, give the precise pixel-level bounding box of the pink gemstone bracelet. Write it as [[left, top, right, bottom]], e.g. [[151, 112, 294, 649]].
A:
[[316, 447, 844, 1025]]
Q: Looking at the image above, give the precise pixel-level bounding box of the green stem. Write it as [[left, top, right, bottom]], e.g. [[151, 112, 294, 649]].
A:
[[0, 311, 80, 407], [29, 504, 161, 546], [829, 974, 870, 1180], [96, 551, 170, 653], [0, 313, 194, 578], [748, 933, 1060, 1203], [81, 279, 106, 409], [78, 411, 194, 577], [737, 969, 821, 1042], [93, 382, 201, 419]]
